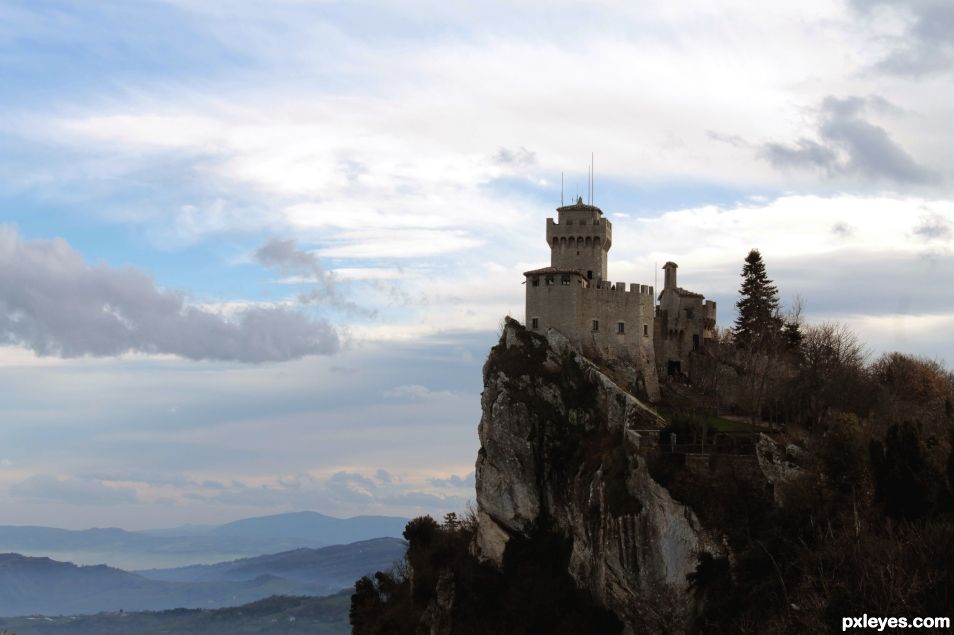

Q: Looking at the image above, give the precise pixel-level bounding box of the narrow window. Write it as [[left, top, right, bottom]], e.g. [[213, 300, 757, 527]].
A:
[[531, 317, 539, 329], [587, 270, 593, 280], [643, 324, 649, 337], [592, 320, 599, 332], [531, 276, 539, 287], [546, 276, 554, 286], [617, 322, 625, 334], [561, 275, 571, 286]]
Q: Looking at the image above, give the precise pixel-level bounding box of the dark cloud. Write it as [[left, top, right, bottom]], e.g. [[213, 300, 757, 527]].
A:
[[706, 130, 750, 148], [763, 250, 954, 317], [831, 222, 856, 238], [10, 475, 137, 505], [254, 237, 336, 300], [758, 95, 937, 185], [913, 212, 952, 241], [493, 146, 536, 166], [852, 0, 954, 76], [255, 237, 371, 314], [0, 227, 339, 362], [760, 138, 837, 173]]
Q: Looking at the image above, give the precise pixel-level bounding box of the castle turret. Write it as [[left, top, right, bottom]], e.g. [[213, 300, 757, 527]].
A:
[[545, 196, 611, 283], [663, 261, 678, 290]]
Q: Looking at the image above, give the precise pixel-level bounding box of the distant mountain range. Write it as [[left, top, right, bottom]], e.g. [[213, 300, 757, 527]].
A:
[[0, 511, 409, 570], [0, 537, 405, 617], [136, 537, 405, 586]]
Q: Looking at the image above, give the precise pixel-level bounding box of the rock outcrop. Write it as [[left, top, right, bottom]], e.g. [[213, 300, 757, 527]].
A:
[[473, 319, 724, 632]]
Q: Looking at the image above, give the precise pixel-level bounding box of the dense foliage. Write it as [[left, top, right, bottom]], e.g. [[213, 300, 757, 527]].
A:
[[350, 512, 622, 635], [733, 249, 783, 349], [672, 250, 954, 632]]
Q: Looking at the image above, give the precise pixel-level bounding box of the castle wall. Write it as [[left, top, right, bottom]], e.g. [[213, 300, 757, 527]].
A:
[[526, 277, 659, 400], [525, 275, 584, 346], [655, 290, 717, 378]]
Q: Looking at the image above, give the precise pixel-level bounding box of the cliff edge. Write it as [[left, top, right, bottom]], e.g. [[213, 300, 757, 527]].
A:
[[474, 318, 724, 632]]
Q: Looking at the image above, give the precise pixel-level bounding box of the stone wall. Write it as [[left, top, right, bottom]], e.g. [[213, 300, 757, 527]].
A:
[[526, 278, 659, 401]]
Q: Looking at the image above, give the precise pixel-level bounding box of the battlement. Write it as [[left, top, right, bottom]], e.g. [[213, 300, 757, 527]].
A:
[[585, 281, 655, 296], [546, 217, 612, 244]]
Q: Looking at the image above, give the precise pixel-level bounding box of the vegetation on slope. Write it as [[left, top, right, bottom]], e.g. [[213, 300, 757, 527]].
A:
[[350, 512, 623, 635]]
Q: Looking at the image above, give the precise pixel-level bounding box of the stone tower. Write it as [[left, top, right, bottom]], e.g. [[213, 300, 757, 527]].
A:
[[524, 198, 659, 401], [546, 196, 611, 283], [655, 261, 717, 378]]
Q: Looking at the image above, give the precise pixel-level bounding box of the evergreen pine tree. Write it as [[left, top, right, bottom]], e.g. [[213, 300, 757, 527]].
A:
[[734, 249, 782, 348]]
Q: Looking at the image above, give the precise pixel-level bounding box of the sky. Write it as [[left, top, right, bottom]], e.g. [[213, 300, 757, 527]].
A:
[[1, 0, 953, 530]]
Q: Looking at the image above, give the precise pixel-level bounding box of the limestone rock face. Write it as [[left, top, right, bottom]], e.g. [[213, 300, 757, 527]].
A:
[[756, 433, 802, 505], [474, 318, 723, 632]]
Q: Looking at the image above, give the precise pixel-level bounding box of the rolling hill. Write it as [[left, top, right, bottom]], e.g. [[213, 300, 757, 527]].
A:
[[0, 538, 405, 617]]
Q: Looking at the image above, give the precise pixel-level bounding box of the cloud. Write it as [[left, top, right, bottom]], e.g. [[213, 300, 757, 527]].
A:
[[494, 146, 536, 166], [913, 212, 952, 242], [178, 469, 469, 515], [761, 138, 837, 173], [431, 472, 476, 488], [10, 475, 137, 505], [852, 0, 954, 76], [0, 226, 339, 362], [759, 95, 937, 185], [254, 237, 336, 300], [383, 384, 456, 400], [831, 222, 856, 238]]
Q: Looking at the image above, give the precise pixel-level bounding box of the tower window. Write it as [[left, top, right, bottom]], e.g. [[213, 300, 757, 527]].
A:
[[545, 276, 554, 286], [531, 277, 539, 287], [643, 324, 649, 337], [561, 275, 571, 285], [617, 322, 625, 334], [587, 270, 593, 279], [592, 320, 599, 332], [531, 317, 539, 329]]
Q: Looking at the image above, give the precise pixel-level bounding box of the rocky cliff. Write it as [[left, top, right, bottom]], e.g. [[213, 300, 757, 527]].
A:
[[473, 319, 724, 632]]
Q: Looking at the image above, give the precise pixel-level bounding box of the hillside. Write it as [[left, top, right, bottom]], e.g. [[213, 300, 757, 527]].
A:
[[0, 592, 351, 635], [137, 538, 405, 586], [0, 538, 405, 617]]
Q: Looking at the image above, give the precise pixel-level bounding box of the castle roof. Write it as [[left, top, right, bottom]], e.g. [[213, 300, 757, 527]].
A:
[[556, 196, 603, 214], [523, 266, 585, 277], [675, 287, 704, 298]]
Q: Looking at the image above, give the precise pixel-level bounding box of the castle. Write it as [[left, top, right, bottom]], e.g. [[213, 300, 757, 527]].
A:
[[523, 197, 716, 401]]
